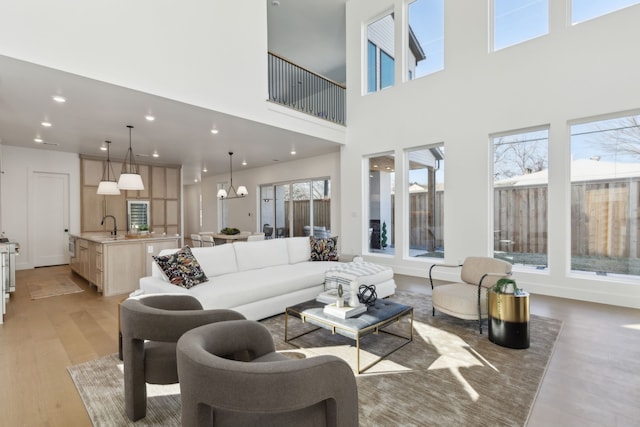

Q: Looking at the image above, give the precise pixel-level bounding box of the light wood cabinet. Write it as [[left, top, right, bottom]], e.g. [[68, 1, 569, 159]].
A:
[[95, 244, 103, 292], [83, 159, 104, 186], [82, 188, 126, 233], [70, 235, 180, 296], [126, 164, 150, 199], [77, 239, 89, 277], [80, 156, 181, 236], [166, 167, 179, 199], [152, 167, 166, 199]]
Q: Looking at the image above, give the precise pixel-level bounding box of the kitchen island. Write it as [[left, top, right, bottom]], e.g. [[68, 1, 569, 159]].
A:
[[70, 233, 180, 297]]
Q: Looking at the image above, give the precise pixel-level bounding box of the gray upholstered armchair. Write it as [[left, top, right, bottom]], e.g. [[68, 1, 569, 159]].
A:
[[429, 257, 512, 333], [177, 319, 359, 427], [120, 294, 245, 421]]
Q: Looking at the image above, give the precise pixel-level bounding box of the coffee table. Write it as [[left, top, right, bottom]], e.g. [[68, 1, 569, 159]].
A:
[[285, 299, 413, 373]]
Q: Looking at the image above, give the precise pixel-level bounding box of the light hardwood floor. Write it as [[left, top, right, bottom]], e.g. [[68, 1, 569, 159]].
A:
[[1, 267, 638, 426]]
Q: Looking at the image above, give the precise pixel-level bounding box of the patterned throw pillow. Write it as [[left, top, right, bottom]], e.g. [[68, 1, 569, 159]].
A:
[[309, 236, 339, 261], [152, 246, 208, 289]]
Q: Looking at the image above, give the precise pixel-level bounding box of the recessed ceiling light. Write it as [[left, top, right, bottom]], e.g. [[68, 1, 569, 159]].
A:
[[145, 115, 155, 121], [34, 137, 43, 143], [290, 150, 296, 155], [211, 128, 219, 134], [194, 178, 199, 183], [41, 121, 52, 127], [242, 160, 247, 166], [152, 150, 159, 158], [52, 95, 66, 103], [203, 167, 208, 173], [100, 144, 107, 151]]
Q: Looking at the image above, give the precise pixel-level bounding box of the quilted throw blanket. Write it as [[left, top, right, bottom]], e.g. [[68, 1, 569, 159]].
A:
[[324, 261, 390, 289]]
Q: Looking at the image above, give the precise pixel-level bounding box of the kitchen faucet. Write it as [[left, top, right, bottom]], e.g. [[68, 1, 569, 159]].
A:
[[101, 215, 117, 236]]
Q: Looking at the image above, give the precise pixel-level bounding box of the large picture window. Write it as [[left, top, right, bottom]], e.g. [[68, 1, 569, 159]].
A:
[[259, 178, 331, 240], [571, 0, 640, 24], [492, 128, 549, 268], [492, 0, 548, 51], [366, 13, 395, 93], [570, 114, 640, 277], [407, 0, 444, 79], [407, 145, 445, 258], [367, 153, 395, 255]]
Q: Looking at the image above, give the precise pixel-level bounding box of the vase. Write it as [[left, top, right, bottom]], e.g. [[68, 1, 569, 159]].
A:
[[349, 280, 361, 307]]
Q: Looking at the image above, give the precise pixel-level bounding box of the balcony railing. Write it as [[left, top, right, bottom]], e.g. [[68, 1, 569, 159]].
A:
[[268, 52, 345, 125]]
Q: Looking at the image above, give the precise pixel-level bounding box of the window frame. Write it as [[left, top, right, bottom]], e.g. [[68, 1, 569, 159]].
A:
[[491, 126, 550, 271], [404, 144, 445, 261]]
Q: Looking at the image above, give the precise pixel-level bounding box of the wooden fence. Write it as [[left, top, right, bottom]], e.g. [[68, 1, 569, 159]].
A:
[[495, 179, 639, 258], [398, 178, 637, 258], [284, 199, 331, 237], [280, 179, 638, 260], [402, 192, 444, 250]]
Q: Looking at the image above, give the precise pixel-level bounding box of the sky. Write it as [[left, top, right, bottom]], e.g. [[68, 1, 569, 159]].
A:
[[408, 0, 640, 71]]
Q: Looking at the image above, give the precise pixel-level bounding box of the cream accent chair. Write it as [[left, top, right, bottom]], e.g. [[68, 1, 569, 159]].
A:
[[190, 234, 203, 247], [429, 257, 512, 333], [201, 235, 215, 247]]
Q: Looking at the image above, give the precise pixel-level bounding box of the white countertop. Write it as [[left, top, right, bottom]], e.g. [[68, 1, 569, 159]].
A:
[[71, 233, 181, 244]]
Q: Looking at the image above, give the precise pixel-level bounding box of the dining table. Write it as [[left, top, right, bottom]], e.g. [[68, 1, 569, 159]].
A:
[[199, 232, 249, 244]]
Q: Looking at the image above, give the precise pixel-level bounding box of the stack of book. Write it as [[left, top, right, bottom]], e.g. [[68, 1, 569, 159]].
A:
[[316, 289, 341, 304], [323, 302, 367, 319]]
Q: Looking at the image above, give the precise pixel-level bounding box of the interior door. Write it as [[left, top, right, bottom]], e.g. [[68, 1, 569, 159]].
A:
[[33, 172, 70, 266]]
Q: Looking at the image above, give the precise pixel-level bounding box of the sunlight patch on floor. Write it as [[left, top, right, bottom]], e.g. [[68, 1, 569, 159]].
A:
[[280, 345, 412, 375], [413, 320, 485, 401]]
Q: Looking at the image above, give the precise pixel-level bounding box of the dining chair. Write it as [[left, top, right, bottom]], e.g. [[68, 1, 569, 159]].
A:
[[201, 235, 215, 247], [190, 234, 202, 247]]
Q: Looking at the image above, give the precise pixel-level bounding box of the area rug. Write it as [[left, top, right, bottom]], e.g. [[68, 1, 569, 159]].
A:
[[68, 291, 562, 427], [27, 276, 84, 299]]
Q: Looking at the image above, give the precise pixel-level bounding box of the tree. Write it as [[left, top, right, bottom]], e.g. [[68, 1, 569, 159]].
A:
[[586, 115, 640, 160], [493, 134, 548, 181]]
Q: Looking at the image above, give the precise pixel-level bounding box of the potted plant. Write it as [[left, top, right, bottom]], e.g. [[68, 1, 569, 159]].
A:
[[139, 224, 149, 235], [380, 222, 388, 249], [221, 227, 240, 235], [492, 277, 521, 294], [488, 277, 530, 349]]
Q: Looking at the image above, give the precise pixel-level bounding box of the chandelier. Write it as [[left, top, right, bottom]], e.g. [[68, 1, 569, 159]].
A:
[[217, 152, 248, 199], [96, 140, 120, 195], [118, 125, 144, 191]]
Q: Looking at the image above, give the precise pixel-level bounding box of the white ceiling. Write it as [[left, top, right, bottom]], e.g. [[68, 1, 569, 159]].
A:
[[0, 0, 346, 183]]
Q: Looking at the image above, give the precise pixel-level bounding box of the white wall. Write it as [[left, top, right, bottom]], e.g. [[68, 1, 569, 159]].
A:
[[0, 0, 344, 145], [0, 146, 80, 269], [344, 0, 640, 308], [195, 151, 341, 239], [182, 182, 201, 238]]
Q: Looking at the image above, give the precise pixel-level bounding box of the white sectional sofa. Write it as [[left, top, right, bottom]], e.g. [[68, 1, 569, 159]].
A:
[[138, 237, 396, 320]]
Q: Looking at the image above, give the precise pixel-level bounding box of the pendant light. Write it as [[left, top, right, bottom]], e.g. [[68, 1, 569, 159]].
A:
[[217, 152, 248, 199], [118, 125, 144, 190], [97, 140, 121, 195]]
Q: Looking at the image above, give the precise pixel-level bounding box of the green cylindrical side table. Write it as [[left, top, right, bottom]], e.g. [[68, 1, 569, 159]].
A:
[[488, 290, 530, 349]]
